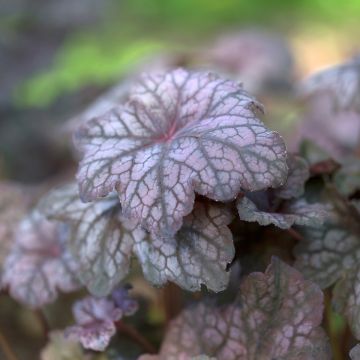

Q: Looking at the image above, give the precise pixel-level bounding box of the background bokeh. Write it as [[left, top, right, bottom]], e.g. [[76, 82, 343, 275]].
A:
[[1, 0, 359, 183]]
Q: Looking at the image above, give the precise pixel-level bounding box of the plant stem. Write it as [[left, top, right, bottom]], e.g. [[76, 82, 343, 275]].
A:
[[116, 321, 156, 354], [34, 309, 50, 338], [286, 227, 304, 242], [0, 329, 18, 360], [341, 325, 352, 358], [161, 283, 183, 325]]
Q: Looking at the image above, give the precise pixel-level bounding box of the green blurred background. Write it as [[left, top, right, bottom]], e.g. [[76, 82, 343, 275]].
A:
[[2, 0, 359, 108]]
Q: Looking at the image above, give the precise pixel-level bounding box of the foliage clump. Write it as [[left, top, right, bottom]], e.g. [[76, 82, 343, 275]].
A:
[[1, 39, 360, 359]]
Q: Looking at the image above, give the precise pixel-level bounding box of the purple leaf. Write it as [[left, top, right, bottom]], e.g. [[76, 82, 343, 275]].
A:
[[334, 157, 360, 196], [297, 99, 360, 160], [350, 344, 360, 360], [0, 182, 29, 287], [237, 195, 328, 229], [299, 56, 360, 113], [2, 210, 80, 308], [236, 154, 325, 229], [146, 258, 330, 359], [294, 192, 360, 288], [40, 184, 143, 296], [40, 184, 235, 293], [297, 57, 360, 160], [275, 154, 309, 199], [295, 192, 360, 339], [65, 296, 122, 352], [134, 202, 234, 292], [75, 68, 288, 237], [206, 30, 294, 94]]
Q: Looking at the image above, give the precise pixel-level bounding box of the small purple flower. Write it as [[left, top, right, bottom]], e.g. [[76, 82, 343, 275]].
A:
[[65, 285, 138, 352], [111, 285, 138, 316], [65, 296, 122, 351]]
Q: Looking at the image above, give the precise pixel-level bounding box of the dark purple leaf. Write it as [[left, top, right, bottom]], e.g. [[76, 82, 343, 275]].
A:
[[75, 68, 288, 237]]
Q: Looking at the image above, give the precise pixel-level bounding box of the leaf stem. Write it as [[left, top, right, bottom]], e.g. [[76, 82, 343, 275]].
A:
[[0, 329, 18, 360], [341, 325, 352, 358], [286, 227, 304, 242], [116, 321, 156, 354], [34, 309, 50, 338], [161, 283, 183, 325]]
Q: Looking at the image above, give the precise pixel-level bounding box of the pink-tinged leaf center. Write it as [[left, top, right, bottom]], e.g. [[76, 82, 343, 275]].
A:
[[155, 121, 179, 143]]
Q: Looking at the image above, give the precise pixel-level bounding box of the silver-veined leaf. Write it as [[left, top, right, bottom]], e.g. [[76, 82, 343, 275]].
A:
[[237, 195, 327, 229], [40, 185, 235, 294], [295, 192, 360, 339], [75, 68, 287, 237], [142, 258, 330, 360]]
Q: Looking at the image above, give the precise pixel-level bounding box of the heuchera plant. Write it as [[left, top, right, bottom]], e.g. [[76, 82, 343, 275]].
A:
[[1, 61, 360, 359]]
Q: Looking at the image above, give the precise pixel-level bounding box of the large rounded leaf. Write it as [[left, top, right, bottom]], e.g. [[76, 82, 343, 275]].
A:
[[75, 68, 287, 237]]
